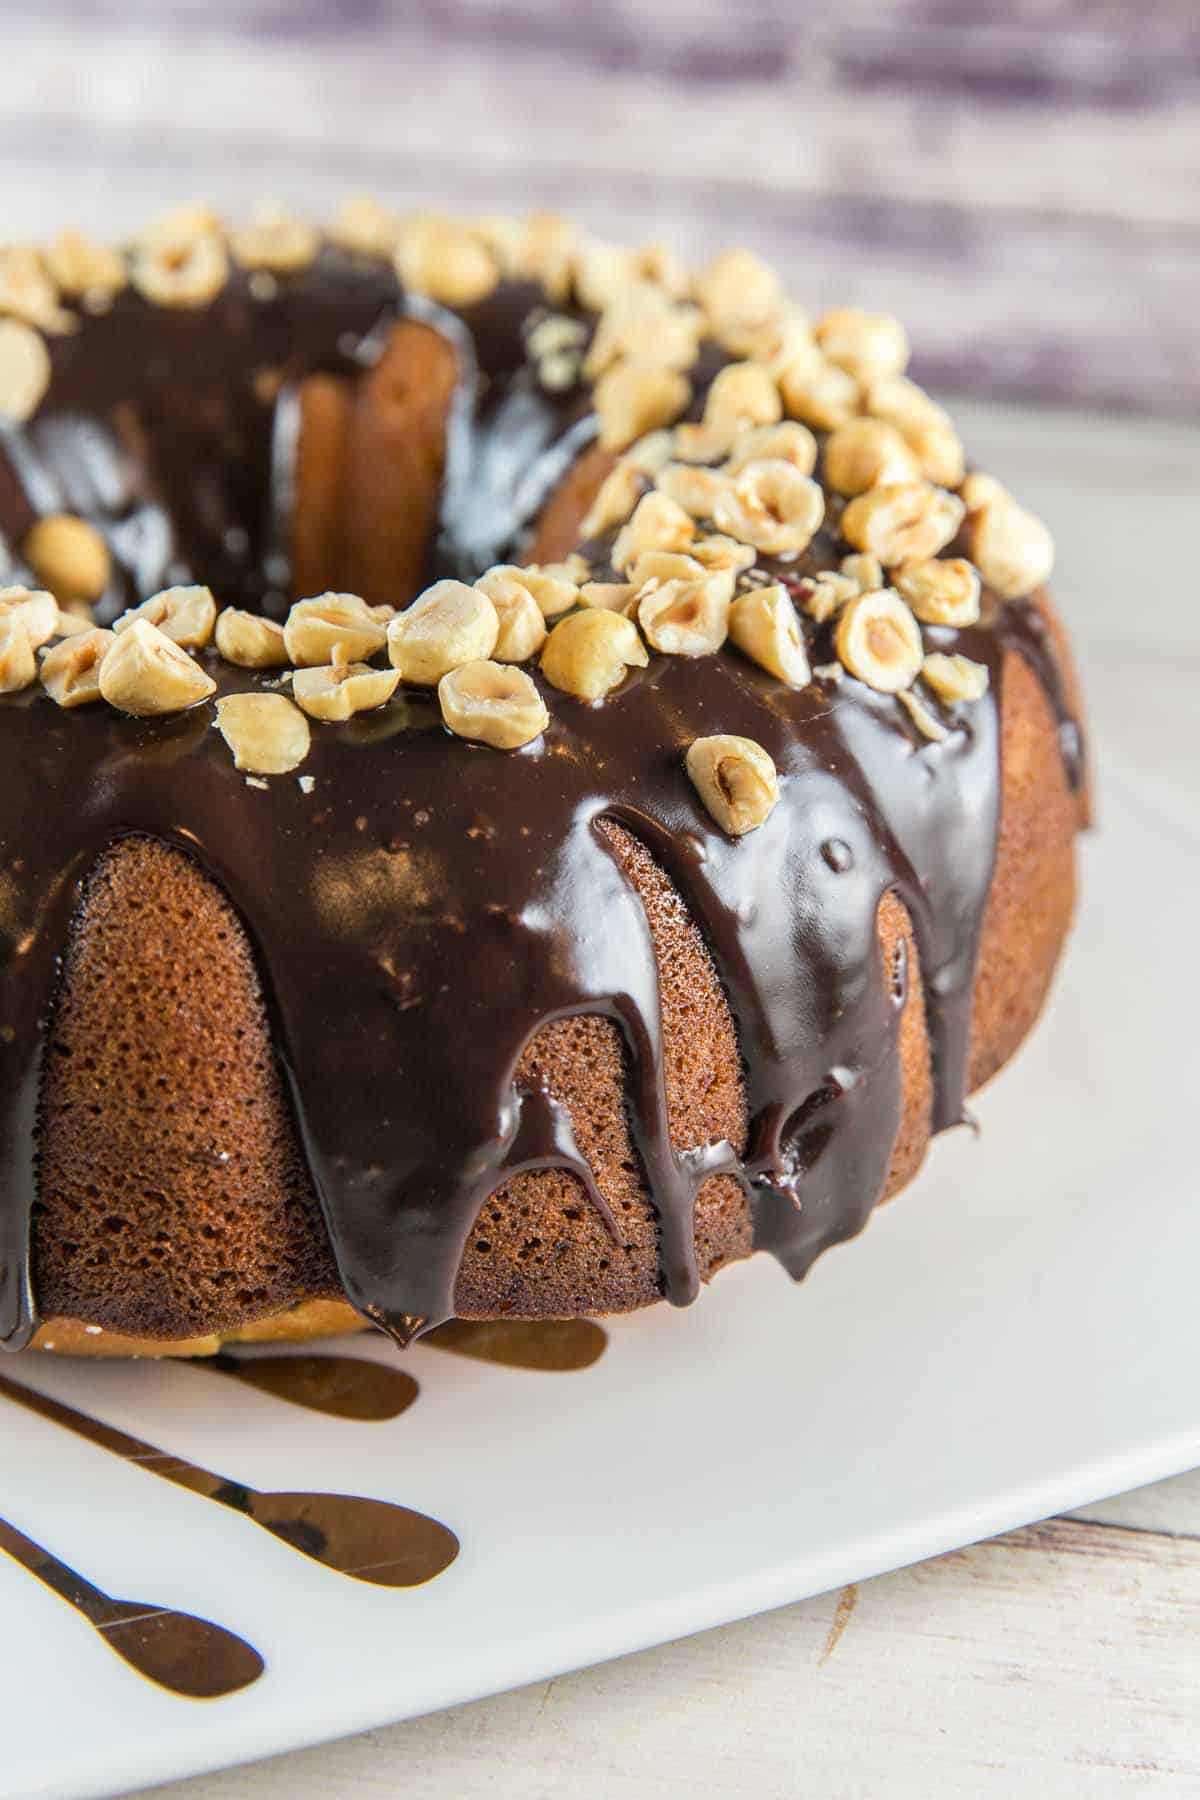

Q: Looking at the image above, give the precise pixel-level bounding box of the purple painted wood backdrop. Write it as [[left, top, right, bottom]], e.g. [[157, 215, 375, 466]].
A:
[[1, 1, 1197, 414]]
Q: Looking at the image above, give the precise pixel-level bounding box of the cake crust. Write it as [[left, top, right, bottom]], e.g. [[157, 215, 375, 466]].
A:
[[0, 208, 1086, 1358], [30, 600, 1081, 1355]]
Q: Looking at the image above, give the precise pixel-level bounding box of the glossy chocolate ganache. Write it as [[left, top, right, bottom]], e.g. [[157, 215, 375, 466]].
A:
[[0, 207, 1084, 1352]]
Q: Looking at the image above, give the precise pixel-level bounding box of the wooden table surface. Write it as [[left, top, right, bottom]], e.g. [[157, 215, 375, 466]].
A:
[[139, 1471, 1200, 1799]]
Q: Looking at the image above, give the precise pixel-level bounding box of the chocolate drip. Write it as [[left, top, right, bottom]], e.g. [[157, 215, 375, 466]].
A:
[[0, 257, 1083, 1352]]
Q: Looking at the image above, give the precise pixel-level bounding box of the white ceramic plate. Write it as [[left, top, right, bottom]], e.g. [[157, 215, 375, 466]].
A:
[[2, 643, 1198, 1800]]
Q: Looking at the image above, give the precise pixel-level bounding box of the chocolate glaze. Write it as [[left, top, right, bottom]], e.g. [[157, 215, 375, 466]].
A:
[[0, 252, 1083, 1353]]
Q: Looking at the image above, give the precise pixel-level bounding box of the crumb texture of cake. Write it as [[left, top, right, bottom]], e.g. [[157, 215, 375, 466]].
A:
[[0, 207, 1086, 1355]]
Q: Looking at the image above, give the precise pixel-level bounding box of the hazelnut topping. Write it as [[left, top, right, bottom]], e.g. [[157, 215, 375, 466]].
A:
[[439, 660, 549, 749], [541, 609, 648, 701], [387, 581, 500, 685], [686, 734, 780, 835], [39, 628, 114, 708], [98, 618, 216, 716], [834, 588, 924, 694], [215, 691, 311, 774]]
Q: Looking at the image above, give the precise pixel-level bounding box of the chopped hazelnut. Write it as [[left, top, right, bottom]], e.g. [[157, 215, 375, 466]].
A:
[[799, 570, 860, 624], [779, 356, 859, 432], [471, 213, 521, 275], [114, 584, 216, 649], [138, 204, 223, 246], [671, 420, 738, 464], [0, 247, 73, 332], [231, 207, 320, 273], [329, 192, 401, 257], [840, 552, 885, 592], [579, 461, 648, 540], [285, 592, 388, 666], [637, 569, 734, 656], [439, 659, 549, 749], [735, 307, 816, 376], [132, 226, 228, 309], [713, 460, 825, 556], [387, 580, 499, 684], [527, 313, 588, 364], [396, 214, 500, 307], [215, 608, 289, 668], [0, 584, 58, 649], [579, 581, 640, 615], [686, 733, 780, 835], [475, 569, 549, 661], [549, 553, 590, 582], [23, 515, 111, 603], [292, 661, 400, 721], [594, 362, 690, 452], [585, 284, 704, 379], [697, 249, 782, 353], [45, 230, 127, 299], [654, 462, 729, 520], [816, 307, 910, 385], [834, 588, 924, 693], [0, 613, 35, 693], [623, 430, 676, 475], [921, 651, 990, 704], [898, 687, 950, 742], [894, 557, 981, 628], [840, 481, 964, 568], [575, 240, 638, 312], [98, 618, 216, 715], [626, 550, 706, 588], [725, 420, 817, 478], [729, 584, 811, 687], [0, 250, 75, 338], [863, 375, 965, 487], [969, 492, 1055, 599], [702, 361, 782, 441], [688, 535, 757, 576], [39, 627, 114, 707], [612, 492, 696, 572], [633, 241, 691, 299], [541, 609, 648, 701], [496, 562, 582, 620], [485, 565, 582, 622], [50, 606, 97, 638], [0, 319, 51, 423], [823, 417, 920, 496], [215, 691, 311, 774], [959, 472, 1008, 512]]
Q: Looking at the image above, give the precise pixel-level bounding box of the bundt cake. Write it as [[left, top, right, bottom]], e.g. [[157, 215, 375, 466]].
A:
[[0, 202, 1087, 1358]]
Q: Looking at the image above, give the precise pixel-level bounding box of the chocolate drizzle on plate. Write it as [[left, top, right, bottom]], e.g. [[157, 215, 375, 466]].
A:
[[205, 1320, 610, 1412], [208, 1351, 420, 1421], [0, 1511, 265, 1699], [0, 253, 1084, 1354], [425, 1317, 608, 1373], [0, 1369, 459, 1586]]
